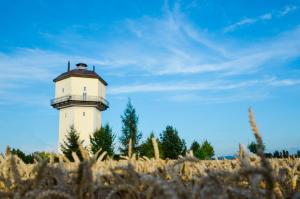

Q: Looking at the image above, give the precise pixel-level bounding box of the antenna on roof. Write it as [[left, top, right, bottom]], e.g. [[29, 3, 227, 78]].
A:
[[67, 61, 70, 71], [93, 65, 95, 72]]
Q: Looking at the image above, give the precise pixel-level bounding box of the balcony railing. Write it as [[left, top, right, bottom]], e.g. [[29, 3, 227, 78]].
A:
[[50, 95, 109, 110]]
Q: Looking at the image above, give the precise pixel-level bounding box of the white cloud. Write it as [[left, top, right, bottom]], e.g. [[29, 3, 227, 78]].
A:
[[108, 77, 299, 95], [224, 18, 257, 33], [268, 79, 300, 86], [224, 5, 298, 33], [279, 5, 298, 16], [99, 5, 300, 76], [0, 2, 299, 106], [224, 12, 273, 33]]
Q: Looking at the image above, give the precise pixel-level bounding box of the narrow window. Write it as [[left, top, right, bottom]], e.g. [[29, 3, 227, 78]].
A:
[[65, 113, 67, 118], [83, 86, 87, 91], [62, 88, 64, 93], [83, 112, 85, 116]]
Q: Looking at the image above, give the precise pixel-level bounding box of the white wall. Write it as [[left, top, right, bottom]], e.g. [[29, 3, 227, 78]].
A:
[[55, 77, 106, 98], [58, 106, 101, 152]]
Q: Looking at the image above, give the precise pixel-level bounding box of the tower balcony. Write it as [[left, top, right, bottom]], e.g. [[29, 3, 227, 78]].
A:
[[50, 95, 109, 111]]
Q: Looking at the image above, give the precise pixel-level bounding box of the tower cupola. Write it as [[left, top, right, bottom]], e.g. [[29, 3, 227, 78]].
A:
[[76, 63, 88, 69]]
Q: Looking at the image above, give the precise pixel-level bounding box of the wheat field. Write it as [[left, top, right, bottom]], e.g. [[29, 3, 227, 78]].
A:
[[0, 109, 299, 199]]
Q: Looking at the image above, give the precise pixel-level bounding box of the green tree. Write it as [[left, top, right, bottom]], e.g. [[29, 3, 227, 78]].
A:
[[190, 141, 204, 159], [200, 140, 215, 159], [119, 99, 142, 155], [90, 123, 116, 156], [160, 126, 186, 159], [139, 132, 162, 158], [11, 148, 34, 164], [33, 151, 53, 160], [190, 140, 215, 160], [60, 125, 83, 161], [190, 141, 200, 154], [248, 141, 266, 154]]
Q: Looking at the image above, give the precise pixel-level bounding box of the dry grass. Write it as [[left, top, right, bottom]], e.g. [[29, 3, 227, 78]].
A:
[[0, 109, 299, 199]]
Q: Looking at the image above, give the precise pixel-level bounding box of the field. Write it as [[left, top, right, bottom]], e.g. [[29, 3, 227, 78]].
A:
[[0, 110, 299, 199], [0, 151, 299, 199]]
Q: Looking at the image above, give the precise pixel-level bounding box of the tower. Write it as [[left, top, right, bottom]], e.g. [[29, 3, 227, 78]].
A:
[[51, 62, 109, 151]]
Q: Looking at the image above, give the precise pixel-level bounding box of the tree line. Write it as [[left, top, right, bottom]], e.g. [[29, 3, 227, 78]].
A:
[[61, 99, 214, 161], [247, 141, 300, 158]]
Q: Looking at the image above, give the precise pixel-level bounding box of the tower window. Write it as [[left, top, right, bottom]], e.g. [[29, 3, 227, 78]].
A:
[[83, 86, 87, 91], [83, 112, 85, 116], [62, 88, 64, 93], [65, 113, 67, 118]]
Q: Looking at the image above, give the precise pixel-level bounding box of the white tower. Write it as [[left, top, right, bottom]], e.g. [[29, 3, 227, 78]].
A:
[[51, 62, 109, 151]]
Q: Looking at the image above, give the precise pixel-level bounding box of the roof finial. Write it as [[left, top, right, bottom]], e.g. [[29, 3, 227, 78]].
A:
[[67, 61, 70, 71], [93, 65, 95, 72]]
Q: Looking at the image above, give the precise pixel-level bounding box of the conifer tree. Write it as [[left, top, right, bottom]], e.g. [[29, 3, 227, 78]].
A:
[[60, 125, 82, 161], [201, 140, 215, 159], [160, 125, 186, 159], [119, 99, 142, 155], [90, 123, 115, 156], [190, 141, 200, 154], [139, 132, 162, 158], [248, 141, 265, 154], [11, 148, 34, 164], [190, 140, 215, 160]]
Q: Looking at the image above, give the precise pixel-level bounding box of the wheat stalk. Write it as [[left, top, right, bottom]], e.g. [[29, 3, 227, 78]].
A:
[[151, 137, 160, 160]]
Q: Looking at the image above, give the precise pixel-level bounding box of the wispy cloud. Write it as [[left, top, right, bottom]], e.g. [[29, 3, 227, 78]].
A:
[[167, 92, 269, 104], [224, 13, 272, 33], [224, 5, 298, 33], [108, 78, 300, 95], [102, 11, 300, 76], [1, 2, 299, 106], [279, 5, 298, 16]]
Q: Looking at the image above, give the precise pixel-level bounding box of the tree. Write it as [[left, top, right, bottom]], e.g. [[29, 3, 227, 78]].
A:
[[139, 132, 162, 158], [190, 141, 200, 153], [33, 151, 53, 160], [60, 125, 82, 161], [297, 150, 300, 158], [190, 140, 215, 160], [119, 99, 142, 155], [160, 126, 186, 159], [201, 140, 215, 159], [248, 141, 265, 154], [190, 140, 204, 159], [282, 150, 289, 158], [273, 150, 281, 158], [11, 148, 34, 164], [90, 123, 116, 156]]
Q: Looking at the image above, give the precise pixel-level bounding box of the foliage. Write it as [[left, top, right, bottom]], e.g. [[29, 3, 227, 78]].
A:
[[247, 141, 266, 154], [119, 99, 142, 155], [160, 125, 186, 159], [11, 148, 34, 164], [190, 141, 200, 153], [60, 125, 83, 162], [190, 140, 215, 160], [200, 140, 215, 159], [139, 132, 162, 158], [90, 123, 116, 156]]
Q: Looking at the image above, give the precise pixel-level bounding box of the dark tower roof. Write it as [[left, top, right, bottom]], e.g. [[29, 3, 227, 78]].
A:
[[53, 63, 108, 86]]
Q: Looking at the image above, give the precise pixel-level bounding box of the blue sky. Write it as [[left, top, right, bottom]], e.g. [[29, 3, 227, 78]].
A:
[[0, 0, 299, 156]]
